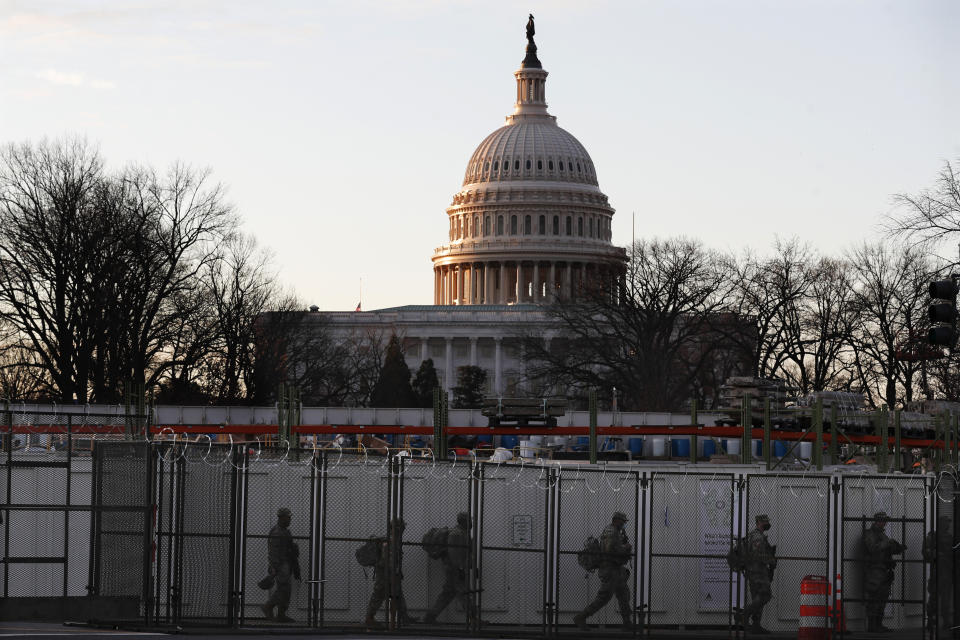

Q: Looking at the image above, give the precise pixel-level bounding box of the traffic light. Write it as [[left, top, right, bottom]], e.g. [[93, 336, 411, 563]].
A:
[[928, 279, 959, 346]]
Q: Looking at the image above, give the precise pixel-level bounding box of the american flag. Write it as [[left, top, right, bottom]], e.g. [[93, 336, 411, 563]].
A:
[[355, 302, 361, 312]]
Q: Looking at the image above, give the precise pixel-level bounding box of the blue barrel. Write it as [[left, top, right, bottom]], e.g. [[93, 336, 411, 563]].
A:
[[754, 440, 763, 457], [500, 435, 519, 450], [576, 436, 589, 446], [671, 438, 691, 458], [773, 440, 787, 457], [703, 439, 716, 457], [629, 437, 644, 456]]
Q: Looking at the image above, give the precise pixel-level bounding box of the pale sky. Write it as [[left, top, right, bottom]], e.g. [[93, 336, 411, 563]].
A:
[[1, 0, 958, 310]]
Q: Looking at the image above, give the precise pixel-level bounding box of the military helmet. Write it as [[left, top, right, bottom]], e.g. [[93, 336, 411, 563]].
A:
[[457, 512, 472, 528], [612, 511, 628, 522], [873, 511, 889, 521], [277, 507, 292, 519], [756, 514, 770, 524]]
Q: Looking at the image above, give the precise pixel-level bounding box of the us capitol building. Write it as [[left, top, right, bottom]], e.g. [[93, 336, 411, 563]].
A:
[[319, 19, 627, 396]]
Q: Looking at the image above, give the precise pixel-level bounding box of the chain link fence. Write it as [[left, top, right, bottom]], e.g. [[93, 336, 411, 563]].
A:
[[5, 434, 952, 638]]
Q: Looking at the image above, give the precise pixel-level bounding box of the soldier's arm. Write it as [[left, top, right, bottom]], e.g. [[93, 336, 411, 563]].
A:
[[267, 531, 283, 567]]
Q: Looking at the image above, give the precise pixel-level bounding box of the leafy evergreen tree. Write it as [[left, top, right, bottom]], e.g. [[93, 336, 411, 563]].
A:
[[370, 335, 417, 407], [412, 358, 439, 408], [452, 365, 487, 408]]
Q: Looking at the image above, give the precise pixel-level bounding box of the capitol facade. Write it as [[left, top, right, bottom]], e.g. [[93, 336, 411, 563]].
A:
[[319, 23, 627, 396]]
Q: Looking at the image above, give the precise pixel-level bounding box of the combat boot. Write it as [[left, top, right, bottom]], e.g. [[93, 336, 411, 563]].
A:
[[363, 615, 383, 631], [275, 606, 294, 623], [398, 612, 419, 625], [260, 604, 274, 620], [573, 612, 588, 630], [750, 618, 770, 635], [620, 614, 635, 630]]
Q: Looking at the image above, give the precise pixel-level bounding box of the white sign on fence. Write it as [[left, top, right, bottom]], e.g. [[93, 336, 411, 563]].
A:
[[698, 478, 738, 610]]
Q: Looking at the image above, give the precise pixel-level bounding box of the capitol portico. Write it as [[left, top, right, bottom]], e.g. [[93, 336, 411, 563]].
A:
[[316, 18, 628, 396]]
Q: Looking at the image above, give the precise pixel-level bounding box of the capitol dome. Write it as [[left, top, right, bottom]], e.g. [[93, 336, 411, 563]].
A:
[[432, 20, 626, 306], [462, 123, 598, 188]]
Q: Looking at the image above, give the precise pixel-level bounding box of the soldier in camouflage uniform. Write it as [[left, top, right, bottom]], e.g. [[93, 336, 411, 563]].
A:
[[424, 512, 478, 625], [365, 518, 417, 630], [574, 511, 633, 630], [862, 511, 906, 633], [741, 514, 776, 634], [923, 516, 952, 630], [261, 507, 300, 622]]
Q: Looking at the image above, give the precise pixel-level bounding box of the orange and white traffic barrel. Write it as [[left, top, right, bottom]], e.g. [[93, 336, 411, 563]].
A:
[[798, 575, 831, 640], [832, 573, 846, 632]]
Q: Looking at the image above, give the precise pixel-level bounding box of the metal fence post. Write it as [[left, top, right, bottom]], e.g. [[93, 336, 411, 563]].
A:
[[690, 399, 698, 464], [814, 398, 824, 471], [589, 390, 597, 465]]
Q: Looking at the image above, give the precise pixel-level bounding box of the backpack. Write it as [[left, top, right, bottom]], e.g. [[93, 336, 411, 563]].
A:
[[577, 536, 602, 572], [421, 527, 450, 559], [355, 537, 381, 567], [726, 536, 747, 572]]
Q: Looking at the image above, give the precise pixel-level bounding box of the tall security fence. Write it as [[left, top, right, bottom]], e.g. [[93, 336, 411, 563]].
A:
[[0, 409, 147, 607], [3, 437, 958, 638]]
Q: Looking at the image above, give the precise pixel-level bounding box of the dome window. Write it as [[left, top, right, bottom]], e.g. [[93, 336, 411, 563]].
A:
[[493, 160, 498, 171], [568, 162, 573, 171], [510, 215, 518, 235], [565, 216, 572, 236], [553, 216, 559, 235], [473, 215, 479, 236], [515, 160, 520, 171], [484, 162, 489, 172], [577, 163, 582, 173], [578, 217, 583, 237], [484, 216, 491, 236], [537, 159, 543, 170], [548, 160, 554, 171], [589, 218, 594, 237], [538, 215, 545, 235], [526, 159, 531, 170], [524, 215, 531, 235], [497, 215, 504, 236], [558, 161, 563, 171]]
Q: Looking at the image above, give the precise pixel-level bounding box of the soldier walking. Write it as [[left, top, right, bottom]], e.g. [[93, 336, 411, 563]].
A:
[[261, 507, 300, 622], [862, 511, 906, 633], [365, 518, 417, 630], [923, 516, 952, 630], [740, 514, 776, 634], [574, 511, 634, 630], [424, 512, 478, 625]]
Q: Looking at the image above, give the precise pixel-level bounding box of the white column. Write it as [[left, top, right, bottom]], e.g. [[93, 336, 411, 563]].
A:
[[445, 337, 454, 392], [494, 337, 503, 395], [549, 262, 556, 300], [469, 337, 478, 366], [499, 263, 507, 304], [566, 262, 573, 299], [465, 264, 473, 305], [516, 262, 523, 302], [456, 265, 464, 305], [421, 337, 429, 362]]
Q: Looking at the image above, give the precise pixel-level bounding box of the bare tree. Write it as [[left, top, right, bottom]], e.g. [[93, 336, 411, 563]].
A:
[[0, 138, 106, 402], [888, 159, 960, 250], [780, 256, 858, 394], [725, 238, 813, 381], [522, 238, 749, 410], [847, 242, 933, 408]]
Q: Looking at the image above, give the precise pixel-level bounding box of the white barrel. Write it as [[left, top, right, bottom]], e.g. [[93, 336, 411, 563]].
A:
[[799, 441, 813, 459], [651, 436, 666, 457], [725, 439, 741, 455], [550, 436, 569, 447], [519, 440, 535, 458], [528, 435, 544, 446]]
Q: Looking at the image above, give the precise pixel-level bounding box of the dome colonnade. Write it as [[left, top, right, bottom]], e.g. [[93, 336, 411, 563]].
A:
[[431, 22, 626, 305]]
